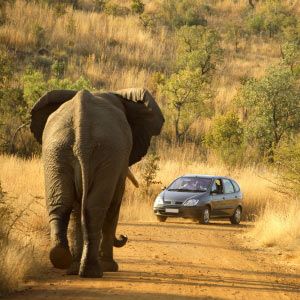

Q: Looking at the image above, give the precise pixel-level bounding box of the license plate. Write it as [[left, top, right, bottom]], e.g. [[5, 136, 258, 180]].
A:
[[165, 208, 179, 213]]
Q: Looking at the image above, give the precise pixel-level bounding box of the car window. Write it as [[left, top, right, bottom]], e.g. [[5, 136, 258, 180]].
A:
[[168, 177, 212, 192], [223, 179, 235, 194], [211, 179, 223, 194], [231, 180, 240, 192]]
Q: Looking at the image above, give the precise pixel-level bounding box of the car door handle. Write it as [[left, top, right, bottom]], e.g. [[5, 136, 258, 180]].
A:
[[222, 197, 225, 200], [235, 196, 237, 198]]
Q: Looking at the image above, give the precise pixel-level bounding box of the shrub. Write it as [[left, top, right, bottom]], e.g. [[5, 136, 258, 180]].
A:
[[104, 3, 130, 17], [131, 0, 144, 15], [205, 113, 245, 166], [158, 0, 207, 29], [33, 25, 46, 49]]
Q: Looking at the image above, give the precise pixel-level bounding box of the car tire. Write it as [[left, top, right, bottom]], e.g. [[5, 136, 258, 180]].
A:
[[230, 206, 242, 224], [156, 215, 167, 222], [199, 206, 210, 224]]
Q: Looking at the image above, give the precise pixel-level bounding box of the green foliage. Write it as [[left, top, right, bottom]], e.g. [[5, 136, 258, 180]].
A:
[[131, 0, 144, 15], [205, 113, 244, 166], [175, 26, 222, 76], [51, 59, 67, 79], [160, 69, 212, 143], [274, 139, 300, 197], [236, 65, 300, 160], [22, 70, 92, 109], [246, 1, 297, 38], [281, 41, 300, 74], [158, 0, 207, 29]]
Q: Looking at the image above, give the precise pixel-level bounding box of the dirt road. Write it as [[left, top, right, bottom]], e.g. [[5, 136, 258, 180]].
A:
[[4, 220, 300, 300]]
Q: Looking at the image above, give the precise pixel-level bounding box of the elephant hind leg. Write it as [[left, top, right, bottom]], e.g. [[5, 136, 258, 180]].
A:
[[67, 201, 82, 275]]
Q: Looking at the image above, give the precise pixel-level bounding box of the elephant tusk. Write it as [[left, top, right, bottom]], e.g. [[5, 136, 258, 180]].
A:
[[127, 168, 139, 188]]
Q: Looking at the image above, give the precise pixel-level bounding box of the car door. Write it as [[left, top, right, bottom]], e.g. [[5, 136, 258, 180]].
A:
[[222, 178, 236, 215], [209, 178, 226, 216]]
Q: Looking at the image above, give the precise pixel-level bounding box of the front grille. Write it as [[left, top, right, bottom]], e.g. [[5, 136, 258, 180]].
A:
[[163, 200, 183, 206]]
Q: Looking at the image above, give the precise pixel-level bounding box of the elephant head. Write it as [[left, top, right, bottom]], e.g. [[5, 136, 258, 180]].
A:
[[30, 88, 164, 165]]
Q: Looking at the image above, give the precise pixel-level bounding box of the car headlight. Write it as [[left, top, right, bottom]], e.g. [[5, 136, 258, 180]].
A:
[[183, 199, 199, 206], [154, 196, 164, 207]]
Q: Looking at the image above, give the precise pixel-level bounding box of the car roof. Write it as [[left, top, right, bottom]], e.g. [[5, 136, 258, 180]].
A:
[[182, 174, 235, 180]]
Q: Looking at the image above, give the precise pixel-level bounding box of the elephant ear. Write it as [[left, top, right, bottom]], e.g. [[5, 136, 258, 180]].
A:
[[112, 88, 164, 165], [30, 90, 77, 143]]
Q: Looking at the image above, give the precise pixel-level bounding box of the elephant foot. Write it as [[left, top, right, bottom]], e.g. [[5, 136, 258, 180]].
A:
[[50, 244, 72, 269], [100, 259, 119, 272], [66, 261, 80, 275], [79, 261, 103, 278]]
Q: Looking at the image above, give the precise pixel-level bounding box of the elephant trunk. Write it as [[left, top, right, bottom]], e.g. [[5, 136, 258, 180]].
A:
[[127, 168, 139, 188], [113, 235, 128, 248]]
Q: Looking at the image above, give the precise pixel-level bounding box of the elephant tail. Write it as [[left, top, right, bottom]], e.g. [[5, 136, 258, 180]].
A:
[[114, 235, 128, 247], [73, 90, 92, 238]]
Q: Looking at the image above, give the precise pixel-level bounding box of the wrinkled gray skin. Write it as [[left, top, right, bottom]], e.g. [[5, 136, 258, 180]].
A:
[[30, 88, 164, 278]]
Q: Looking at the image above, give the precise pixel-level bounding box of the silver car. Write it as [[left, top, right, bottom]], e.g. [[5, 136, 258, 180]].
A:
[[153, 175, 243, 224]]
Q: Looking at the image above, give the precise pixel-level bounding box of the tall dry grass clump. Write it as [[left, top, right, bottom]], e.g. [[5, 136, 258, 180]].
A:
[[248, 200, 300, 264], [0, 156, 48, 295]]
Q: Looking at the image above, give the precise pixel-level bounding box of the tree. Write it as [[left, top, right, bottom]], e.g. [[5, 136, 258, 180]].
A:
[[160, 69, 212, 143], [205, 113, 244, 166], [226, 20, 247, 53], [175, 26, 222, 76], [236, 66, 300, 160], [280, 41, 300, 74]]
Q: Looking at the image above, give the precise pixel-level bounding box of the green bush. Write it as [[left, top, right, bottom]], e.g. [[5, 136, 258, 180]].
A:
[[104, 3, 130, 16], [205, 113, 244, 166], [158, 0, 207, 29], [131, 0, 144, 15], [246, 1, 298, 38]]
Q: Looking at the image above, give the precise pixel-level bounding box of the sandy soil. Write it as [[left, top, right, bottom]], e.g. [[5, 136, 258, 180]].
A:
[[3, 220, 300, 300]]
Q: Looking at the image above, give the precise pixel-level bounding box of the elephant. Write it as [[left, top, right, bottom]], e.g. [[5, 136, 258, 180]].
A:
[[30, 88, 164, 278]]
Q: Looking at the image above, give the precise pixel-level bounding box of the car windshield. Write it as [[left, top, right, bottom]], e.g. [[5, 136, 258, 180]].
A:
[[168, 177, 212, 192]]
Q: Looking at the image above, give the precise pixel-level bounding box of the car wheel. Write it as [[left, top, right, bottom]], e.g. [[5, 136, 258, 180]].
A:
[[156, 215, 167, 222], [230, 206, 242, 224], [199, 206, 210, 224]]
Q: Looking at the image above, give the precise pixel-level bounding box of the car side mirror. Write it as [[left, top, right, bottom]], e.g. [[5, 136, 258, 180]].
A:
[[161, 186, 166, 190]]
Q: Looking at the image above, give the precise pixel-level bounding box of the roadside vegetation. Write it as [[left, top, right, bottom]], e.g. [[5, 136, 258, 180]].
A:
[[0, 0, 299, 293]]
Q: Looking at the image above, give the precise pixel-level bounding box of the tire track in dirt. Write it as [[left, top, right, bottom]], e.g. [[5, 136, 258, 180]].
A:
[[3, 221, 300, 300]]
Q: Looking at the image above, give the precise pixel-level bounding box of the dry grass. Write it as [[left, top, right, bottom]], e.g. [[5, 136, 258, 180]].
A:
[[0, 156, 48, 295], [248, 201, 300, 265]]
